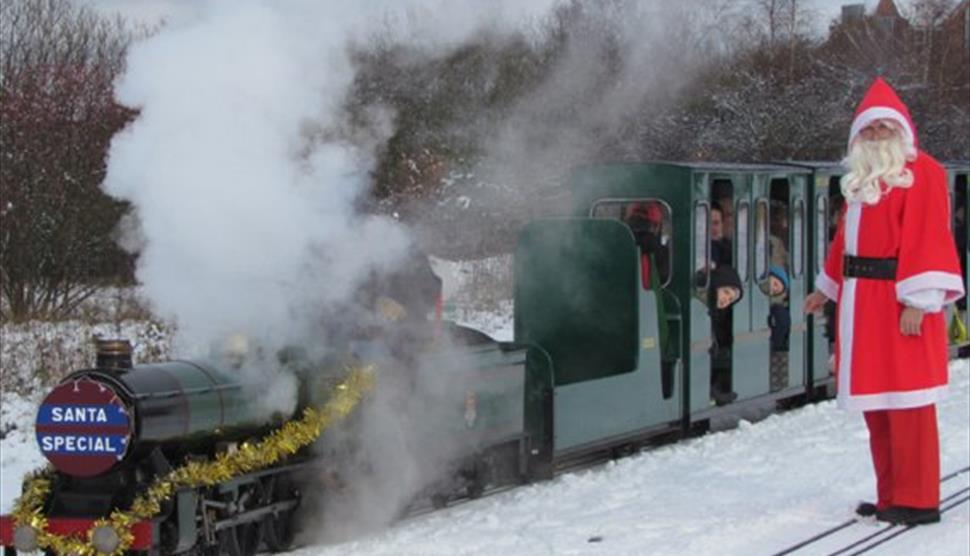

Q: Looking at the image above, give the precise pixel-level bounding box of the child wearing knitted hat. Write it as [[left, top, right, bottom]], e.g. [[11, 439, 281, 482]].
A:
[[769, 265, 789, 302], [768, 265, 791, 392]]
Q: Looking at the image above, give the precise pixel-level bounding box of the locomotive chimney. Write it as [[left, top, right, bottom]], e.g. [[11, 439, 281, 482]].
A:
[[95, 339, 133, 370]]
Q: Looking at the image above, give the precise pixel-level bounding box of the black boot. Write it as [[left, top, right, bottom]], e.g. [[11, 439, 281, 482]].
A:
[[876, 505, 941, 525], [711, 388, 738, 406], [855, 502, 878, 517]]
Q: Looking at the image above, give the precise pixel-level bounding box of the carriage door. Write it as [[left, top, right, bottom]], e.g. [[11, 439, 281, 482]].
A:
[[734, 194, 753, 360], [734, 175, 772, 399], [788, 178, 807, 389], [688, 175, 712, 414], [809, 176, 831, 386], [766, 175, 795, 393], [812, 174, 845, 385]]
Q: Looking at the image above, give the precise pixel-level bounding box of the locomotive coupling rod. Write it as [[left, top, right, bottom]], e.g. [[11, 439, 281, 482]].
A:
[[211, 500, 300, 531]]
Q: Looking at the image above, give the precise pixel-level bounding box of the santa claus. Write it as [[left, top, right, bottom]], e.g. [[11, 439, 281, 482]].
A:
[[804, 77, 964, 526]]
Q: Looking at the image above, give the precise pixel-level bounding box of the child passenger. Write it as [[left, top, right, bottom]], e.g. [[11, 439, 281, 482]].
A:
[[768, 265, 791, 392], [707, 265, 744, 405]]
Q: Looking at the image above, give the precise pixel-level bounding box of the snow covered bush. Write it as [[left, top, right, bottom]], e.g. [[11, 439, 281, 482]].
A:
[[0, 317, 173, 394]]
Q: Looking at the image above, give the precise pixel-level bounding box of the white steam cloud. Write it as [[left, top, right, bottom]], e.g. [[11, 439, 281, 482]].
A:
[[97, 0, 736, 545], [103, 0, 560, 350]]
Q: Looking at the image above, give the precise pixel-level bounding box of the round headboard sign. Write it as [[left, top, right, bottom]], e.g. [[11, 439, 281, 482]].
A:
[[35, 377, 132, 477]]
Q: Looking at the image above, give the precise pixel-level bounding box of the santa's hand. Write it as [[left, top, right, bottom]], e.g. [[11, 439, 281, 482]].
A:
[[900, 306, 925, 336], [803, 291, 827, 315]]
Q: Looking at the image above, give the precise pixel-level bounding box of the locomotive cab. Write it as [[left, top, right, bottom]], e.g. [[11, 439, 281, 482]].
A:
[[515, 215, 682, 459]]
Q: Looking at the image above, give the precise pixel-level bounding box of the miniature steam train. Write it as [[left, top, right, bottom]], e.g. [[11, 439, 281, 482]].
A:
[[3, 160, 969, 556]]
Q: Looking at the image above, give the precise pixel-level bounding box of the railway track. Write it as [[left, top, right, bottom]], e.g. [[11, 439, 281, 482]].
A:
[[770, 465, 970, 556]]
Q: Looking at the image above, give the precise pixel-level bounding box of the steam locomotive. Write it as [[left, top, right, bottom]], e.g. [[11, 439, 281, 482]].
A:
[[3, 160, 968, 556]]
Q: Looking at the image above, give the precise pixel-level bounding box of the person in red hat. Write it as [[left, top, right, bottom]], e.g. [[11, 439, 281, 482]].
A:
[[626, 202, 669, 287], [804, 78, 964, 525]]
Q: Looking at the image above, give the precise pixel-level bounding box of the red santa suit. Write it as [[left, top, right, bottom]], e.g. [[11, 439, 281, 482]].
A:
[[815, 78, 964, 511]]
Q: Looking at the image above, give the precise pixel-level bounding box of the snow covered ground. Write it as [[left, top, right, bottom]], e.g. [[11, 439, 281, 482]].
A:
[[285, 358, 969, 556], [2, 306, 967, 555]]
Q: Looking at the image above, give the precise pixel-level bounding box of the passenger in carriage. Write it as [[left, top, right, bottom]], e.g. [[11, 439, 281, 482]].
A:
[[714, 193, 735, 241], [694, 200, 742, 405], [626, 202, 670, 287], [349, 246, 443, 367], [765, 202, 792, 391], [711, 203, 733, 268], [695, 264, 744, 405], [768, 265, 791, 392], [769, 201, 789, 269]]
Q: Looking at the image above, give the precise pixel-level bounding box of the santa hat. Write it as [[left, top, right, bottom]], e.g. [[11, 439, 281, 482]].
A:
[[848, 78, 918, 156], [627, 202, 664, 224]]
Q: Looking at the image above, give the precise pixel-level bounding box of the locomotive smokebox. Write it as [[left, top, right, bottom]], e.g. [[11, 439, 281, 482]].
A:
[[95, 338, 133, 370]]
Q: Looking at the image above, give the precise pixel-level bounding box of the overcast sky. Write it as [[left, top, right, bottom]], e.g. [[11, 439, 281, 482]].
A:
[[81, 0, 884, 33]]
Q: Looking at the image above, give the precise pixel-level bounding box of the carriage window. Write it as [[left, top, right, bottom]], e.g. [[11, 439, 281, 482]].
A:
[[695, 203, 709, 289], [816, 195, 827, 274], [591, 202, 624, 220], [591, 199, 673, 287], [793, 201, 804, 277], [736, 202, 749, 282], [755, 199, 769, 280]]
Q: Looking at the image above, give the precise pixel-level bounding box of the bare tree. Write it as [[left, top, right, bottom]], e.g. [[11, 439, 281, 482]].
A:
[[755, 0, 785, 45], [0, 0, 135, 321], [904, 0, 960, 85], [744, 0, 816, 80]]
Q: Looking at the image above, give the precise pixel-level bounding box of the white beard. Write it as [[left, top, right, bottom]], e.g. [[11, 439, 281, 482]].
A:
[[840, 134, 914, 205]]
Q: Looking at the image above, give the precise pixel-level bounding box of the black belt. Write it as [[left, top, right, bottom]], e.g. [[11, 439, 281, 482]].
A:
[[843, 255, 897, 280]]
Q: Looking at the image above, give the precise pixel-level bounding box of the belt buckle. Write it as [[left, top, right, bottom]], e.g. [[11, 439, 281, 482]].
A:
[[843, 255, 857, 278]]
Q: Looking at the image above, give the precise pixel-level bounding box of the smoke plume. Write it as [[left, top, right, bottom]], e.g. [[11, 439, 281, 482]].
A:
[[103, 0, 559, 351]]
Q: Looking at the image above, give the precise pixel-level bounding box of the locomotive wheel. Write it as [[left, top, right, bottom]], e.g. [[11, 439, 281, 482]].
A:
[[263, 476, 298, 551], [208, 529, 233, 556], [229, 481, 265, 556], [226, 523, 261, 556]]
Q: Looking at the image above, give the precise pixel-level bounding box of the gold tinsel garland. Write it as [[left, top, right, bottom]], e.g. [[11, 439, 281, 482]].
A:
[[12, 364, 375, 556]]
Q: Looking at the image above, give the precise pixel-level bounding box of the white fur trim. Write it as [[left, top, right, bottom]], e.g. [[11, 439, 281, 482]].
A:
[[837, 384, 947, 411], [816, 270, 839, 301], [899, 289, 945, 312], [849, 106, 916, 156], [896, 271, 965, 306], [837, 202, 862, 412]]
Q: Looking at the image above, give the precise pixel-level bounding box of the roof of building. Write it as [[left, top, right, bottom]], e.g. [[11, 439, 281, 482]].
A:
[[874, 0, 903, 19], [946, 0, 969, 23]]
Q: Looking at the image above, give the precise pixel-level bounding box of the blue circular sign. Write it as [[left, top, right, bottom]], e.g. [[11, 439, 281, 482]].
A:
[[35, 378, 132, 477]]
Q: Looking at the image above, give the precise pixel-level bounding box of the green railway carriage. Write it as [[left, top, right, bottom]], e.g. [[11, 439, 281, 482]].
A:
[[514, 160, 970, 463], [515, 162, 834, 460]]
